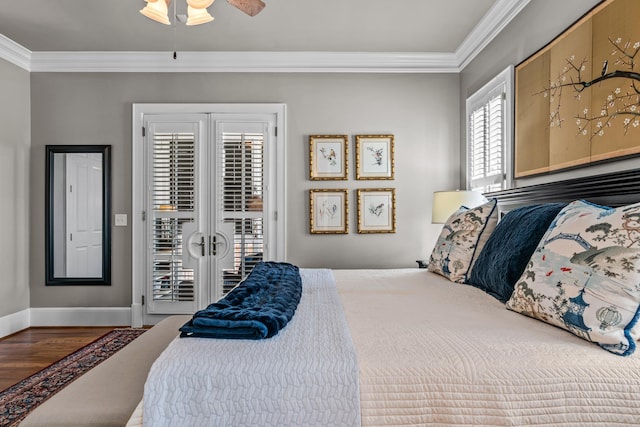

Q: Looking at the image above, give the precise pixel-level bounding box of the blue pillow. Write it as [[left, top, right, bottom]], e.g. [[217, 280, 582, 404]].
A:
[[468, 203, 566, 302]]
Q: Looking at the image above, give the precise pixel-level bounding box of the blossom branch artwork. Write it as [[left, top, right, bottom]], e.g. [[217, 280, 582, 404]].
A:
[[515, 0, 640, 178], [355, 135, 395, 180], [539, 37, 640, 140]]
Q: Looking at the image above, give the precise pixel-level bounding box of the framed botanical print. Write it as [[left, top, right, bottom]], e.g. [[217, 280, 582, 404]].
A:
[[309, 135, 348, 180], [309, 189, 349, 234], [357, 188, 396, 234], [355, 134, 394, 180]]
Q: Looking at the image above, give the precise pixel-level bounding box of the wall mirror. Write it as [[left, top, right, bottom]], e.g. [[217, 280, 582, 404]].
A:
[[45, 145, 112, 285]]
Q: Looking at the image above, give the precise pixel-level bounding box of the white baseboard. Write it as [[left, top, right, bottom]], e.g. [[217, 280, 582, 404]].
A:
[[0, 307, 134, 338], [29, 307, 131, 327], [0, 309, 30, 338], [130, 303, 143, 328]]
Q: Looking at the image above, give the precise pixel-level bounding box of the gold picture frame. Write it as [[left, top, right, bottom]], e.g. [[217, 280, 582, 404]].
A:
[[309, 135, 348, 180], [355, 134, 394, 180], [309, 189, 349, 234], [357, 188, 396, 234]]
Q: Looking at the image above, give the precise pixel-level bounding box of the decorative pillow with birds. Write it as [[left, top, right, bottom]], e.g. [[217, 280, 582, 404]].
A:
[[428, 199, 498, 283], [506, 199, 640, 356]]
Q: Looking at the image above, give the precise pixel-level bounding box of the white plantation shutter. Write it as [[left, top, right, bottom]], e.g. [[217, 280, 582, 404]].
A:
[[219, 127, 266, 295], [466, 66, 513, 193], [469, 93, 504, 192], [150, 131, 196, 303], [152, 133, 195, 212]]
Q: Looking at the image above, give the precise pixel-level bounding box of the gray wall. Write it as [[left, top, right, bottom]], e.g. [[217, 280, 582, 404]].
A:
[[0, 58, 30, 317], [29, 72, 460, 308], [460, 0, 640, 188], [18, 1, 628, 313]]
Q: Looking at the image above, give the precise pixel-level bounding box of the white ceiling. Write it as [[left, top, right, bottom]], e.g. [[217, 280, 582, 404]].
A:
[[0, 0, 530, 72]]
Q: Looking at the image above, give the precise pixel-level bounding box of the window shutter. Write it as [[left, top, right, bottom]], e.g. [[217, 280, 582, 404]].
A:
[[151, 132, 196, 302], [466, 66, 515, 194], [220, 130, 265, 295], [469, 93, 504, 193]]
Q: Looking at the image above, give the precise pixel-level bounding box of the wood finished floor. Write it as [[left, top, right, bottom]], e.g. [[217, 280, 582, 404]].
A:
[[0, 327, 117, 391]]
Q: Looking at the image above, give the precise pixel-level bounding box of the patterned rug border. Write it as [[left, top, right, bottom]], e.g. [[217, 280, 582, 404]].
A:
[[0, 328, 146, 427]]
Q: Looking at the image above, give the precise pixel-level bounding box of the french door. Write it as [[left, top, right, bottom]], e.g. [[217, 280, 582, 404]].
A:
[[132, 104, 286, 326]]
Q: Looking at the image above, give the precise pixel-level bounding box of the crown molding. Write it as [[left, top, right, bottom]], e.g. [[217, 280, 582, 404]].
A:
[[29, 51, 459, 73], [0, 34, 31, 71], [456, 0, 531, 70], [0, 0, 527, 73]]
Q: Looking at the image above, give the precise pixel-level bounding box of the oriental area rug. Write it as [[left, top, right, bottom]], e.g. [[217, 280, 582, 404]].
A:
[[0, 328, 146, 427]]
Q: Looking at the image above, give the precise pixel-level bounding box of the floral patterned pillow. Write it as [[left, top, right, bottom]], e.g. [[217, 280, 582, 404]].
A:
[[506, 200, 640, 356], [428, 199, 498, 283]]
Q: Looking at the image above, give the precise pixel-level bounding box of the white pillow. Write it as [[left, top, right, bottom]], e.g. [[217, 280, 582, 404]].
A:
[[428, 199, 498, 283], [506, 200, 640, 356]]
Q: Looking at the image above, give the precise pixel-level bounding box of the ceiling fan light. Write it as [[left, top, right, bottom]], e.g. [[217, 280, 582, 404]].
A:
[[186, 0, 215, 25], [227, 0, 265, 17], [140, 0, 172, 25], [187, 0, 215, 8], [186, 6, 214, 25]]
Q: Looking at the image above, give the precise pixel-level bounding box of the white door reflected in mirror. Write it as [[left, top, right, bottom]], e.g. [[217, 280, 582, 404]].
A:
[[52, 152, 103, 278]]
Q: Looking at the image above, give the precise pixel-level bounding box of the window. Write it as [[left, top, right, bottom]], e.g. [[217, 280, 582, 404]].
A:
[[466, 66, 513, 193]]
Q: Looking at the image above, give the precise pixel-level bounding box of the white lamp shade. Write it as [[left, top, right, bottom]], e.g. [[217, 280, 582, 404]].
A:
[[431, 190, 487, 224], [140, 0, 172, 25]]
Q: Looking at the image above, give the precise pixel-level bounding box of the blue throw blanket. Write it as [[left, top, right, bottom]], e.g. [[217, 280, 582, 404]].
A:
[[179, 262, 302, 340]]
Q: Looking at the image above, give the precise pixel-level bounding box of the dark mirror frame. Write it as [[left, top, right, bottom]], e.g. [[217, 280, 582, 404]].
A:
[[45, 145, 112, 285]]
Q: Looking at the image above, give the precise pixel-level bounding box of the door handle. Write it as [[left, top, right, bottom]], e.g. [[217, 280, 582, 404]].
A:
[[181, 223, 203, 269], [191, 235, 205, 257], [209, 232, 231, 258], [210, 235, 215, 256], [210, 235, 222, 256]]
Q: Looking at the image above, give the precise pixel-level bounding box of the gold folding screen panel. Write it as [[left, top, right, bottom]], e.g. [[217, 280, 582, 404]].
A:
[[515, 0, 640, 177]]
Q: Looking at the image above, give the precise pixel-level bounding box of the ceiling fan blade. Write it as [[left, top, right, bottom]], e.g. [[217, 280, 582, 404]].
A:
[[227, 0, 265, 17]]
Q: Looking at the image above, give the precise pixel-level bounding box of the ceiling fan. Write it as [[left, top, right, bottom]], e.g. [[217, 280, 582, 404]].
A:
[[140, 0, 265, 26]]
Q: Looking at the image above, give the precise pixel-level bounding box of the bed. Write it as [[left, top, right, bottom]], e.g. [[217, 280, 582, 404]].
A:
[[129, 169, 640, 426]]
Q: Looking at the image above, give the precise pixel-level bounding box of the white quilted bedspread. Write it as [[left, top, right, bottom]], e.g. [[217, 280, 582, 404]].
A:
[[335, 269, 640, 426], [143, 268, 360, 427], [134, 268, 640, 426]]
